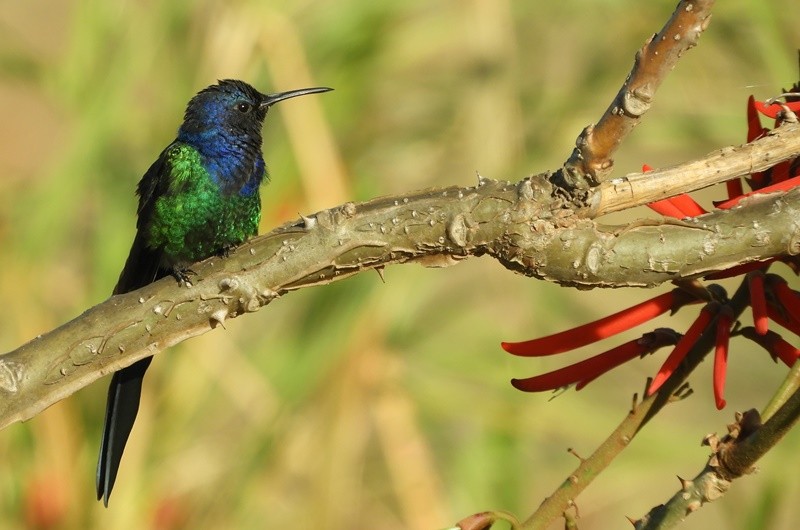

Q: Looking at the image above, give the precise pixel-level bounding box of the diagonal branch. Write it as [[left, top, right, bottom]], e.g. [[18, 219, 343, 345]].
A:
[[634, 378, 800, 530], [592, 122, 800, 215], [559, 0, 715, 189]]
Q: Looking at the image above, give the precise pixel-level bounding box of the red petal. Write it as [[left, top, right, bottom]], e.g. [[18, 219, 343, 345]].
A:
[[768, 161, 791, 184], [576, 329, 679, 389], [773, 279, 800, 323], [748, 273, 768, 335], [669, 195, 707, 217], [502, 290, 688, 357], [715, 175, 800, 210], [648, 195, 706, 219], [510, 338, 650, 392], [648, 199, 687, 219], [769, 335, 800, 367], [726, 179, 744, 200], [755, 100, 780, 119], [704, 260, 774, 280], [713, 308, 733, 409], [747, 95, 765, 142], [755, 99, 800, 119], [742, 327, 800, 367], [766, 304, 800, 336], [648, 305, 715, 395]]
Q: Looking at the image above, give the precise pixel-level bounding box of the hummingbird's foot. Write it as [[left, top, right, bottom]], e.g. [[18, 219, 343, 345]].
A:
[[217, 244, 236, 259], [171, 267, 196, 287]]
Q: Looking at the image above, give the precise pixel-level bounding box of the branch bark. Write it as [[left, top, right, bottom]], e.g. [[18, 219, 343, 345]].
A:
[[635, 384, 800, 530], [1, 124, 800, 429], [593, 122, 800, 215], [560, 0, 715, 188]]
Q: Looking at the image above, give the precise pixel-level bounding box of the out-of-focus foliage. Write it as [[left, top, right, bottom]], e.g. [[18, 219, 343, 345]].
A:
[[0, 1, 798, 529]]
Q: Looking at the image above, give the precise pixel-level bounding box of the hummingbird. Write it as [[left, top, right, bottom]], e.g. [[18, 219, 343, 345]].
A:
[[96, 79, 332, 506]]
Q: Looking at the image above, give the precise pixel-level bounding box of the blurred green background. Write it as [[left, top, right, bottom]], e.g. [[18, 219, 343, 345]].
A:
[[1, 1, 799, 529]]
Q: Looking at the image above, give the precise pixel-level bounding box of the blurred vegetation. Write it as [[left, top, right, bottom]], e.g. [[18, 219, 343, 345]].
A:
[[1, 1, 799, 529]]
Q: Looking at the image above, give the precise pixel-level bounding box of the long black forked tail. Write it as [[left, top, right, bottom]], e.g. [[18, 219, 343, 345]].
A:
[[97, 230, 165, 506], [96, 356, 153, 506]]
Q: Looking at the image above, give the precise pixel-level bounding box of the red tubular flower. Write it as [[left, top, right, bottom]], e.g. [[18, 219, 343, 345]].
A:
[[648, 195, 706, 219], [502, 289, 695, 357], [511, 330, 678, 392], [742, 328, 800, 367], [766, 304, 800, 336], [747, 95, 769, 142], [746, 95, 770, 188], [713, 307, 734, 409], [648, 305, 716, 395], [704, 260, 774, 281], [748, 272, 768, 335], [754, 99, 800, 119], [507, 94, 800, 405], [668, 194, 707, 217], [576, 329, 679, 390], [767, 161, 792, 184], [714, 175, 800, 210], [772, 278, 800, 322], [511, 339, 647, 392], [726, 178, 744, 201], [648, 199, 687, 219]]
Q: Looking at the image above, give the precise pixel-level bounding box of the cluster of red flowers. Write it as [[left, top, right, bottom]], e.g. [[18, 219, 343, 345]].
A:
[[503, 94, 800, 409]]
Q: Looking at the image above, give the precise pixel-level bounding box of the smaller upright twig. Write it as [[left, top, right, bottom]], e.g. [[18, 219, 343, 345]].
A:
[[558, 0, 714, 189]]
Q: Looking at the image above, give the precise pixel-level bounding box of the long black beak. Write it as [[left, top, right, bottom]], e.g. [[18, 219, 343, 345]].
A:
[[259, 87, 333, 109]]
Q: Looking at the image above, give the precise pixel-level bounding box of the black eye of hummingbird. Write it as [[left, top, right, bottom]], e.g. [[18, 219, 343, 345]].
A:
[[236, 101, 252, 113]]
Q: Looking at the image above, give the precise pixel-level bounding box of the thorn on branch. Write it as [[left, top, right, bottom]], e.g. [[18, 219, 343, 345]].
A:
[[300, 213, 317, 230], [701, 432, 719, 451], [676, 475, 693, 492], [567, 447, 585, 462]]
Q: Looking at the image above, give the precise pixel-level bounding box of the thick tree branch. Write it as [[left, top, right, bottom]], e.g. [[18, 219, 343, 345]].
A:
[[1, 127, 799, 429], [2, 0, 800, 439]]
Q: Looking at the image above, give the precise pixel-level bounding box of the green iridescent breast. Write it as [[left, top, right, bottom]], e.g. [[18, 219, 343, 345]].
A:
[[145, 143, 262, 265]]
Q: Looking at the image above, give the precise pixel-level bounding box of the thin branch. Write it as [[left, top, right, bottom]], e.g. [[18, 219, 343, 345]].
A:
[[559, 0, 715, 188], [592, 122, 800, 215]]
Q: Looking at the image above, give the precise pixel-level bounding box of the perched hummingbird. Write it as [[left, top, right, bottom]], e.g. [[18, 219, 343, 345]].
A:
[[97, 79, 332, 506]]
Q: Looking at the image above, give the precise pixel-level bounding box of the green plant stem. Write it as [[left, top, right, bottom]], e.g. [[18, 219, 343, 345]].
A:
[[635, 386, 800, 530], [761, 359, 800, 421]]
